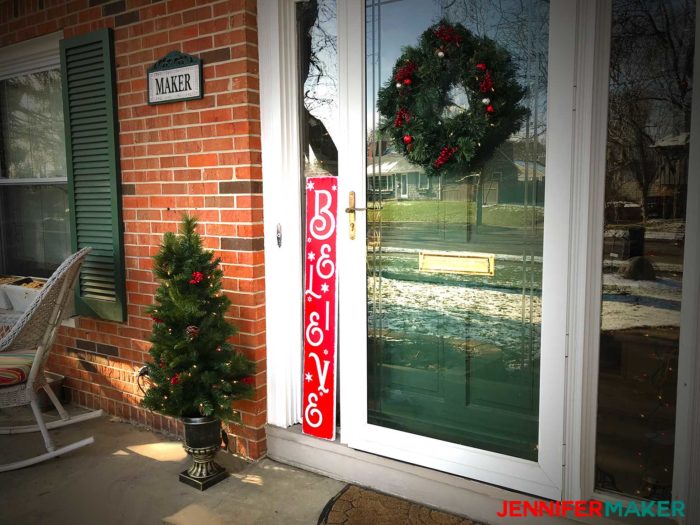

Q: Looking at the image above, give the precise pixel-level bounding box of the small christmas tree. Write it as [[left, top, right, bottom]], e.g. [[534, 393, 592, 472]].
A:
[[141, 215, 254, 420]]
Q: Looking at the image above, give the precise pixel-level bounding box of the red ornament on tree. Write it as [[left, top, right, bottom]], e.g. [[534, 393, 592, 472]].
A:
[[403, 135, 413, 145], [170, 373, 180, 385], [403, 78, 412, 86], [151, 315, 164, 324], [475, 62, 487, 71], [486, 104, 495, 114], [188, 271, 205, 285], [241, 376, 255, 385], [185, 325, 200, 339]]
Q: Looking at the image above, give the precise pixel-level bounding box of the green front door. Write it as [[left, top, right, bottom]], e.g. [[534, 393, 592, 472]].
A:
[[365, 0, 549, 461]]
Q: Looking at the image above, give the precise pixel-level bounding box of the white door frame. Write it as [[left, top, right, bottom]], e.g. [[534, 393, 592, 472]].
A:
[[337, 0, 576, 500]]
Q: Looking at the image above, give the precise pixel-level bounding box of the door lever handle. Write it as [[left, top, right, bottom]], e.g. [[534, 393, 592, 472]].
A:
[[345, 191, 365, 240]]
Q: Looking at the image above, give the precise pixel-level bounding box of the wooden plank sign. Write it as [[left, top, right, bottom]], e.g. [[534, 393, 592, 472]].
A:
[[302, 176, 339, 440]]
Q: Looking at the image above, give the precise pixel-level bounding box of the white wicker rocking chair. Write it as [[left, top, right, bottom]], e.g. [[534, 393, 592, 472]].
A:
[[0, 247, 103, 472]]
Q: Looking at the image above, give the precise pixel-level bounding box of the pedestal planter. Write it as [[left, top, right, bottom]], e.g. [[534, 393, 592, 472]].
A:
[[179, 416, 227, 490]]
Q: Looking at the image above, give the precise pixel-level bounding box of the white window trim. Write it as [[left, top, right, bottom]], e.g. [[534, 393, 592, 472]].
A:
[[563, 0, 612, 501], [0, 31, 62, 80], [258, 0, 304, 428]]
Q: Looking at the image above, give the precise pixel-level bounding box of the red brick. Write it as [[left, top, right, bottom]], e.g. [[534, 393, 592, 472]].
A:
[[187, 153, 218, 167]]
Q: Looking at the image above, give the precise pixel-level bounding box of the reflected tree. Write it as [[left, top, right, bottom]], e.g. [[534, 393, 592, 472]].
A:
[[606, 0, 695, 222], [0, 70, 66, 179], [298, 0, 338, 176]]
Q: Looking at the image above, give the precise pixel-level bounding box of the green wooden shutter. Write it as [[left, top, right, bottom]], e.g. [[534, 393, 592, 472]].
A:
[[60, 28, 126, 322]]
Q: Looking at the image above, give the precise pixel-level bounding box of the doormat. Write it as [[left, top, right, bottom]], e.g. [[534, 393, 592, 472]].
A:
[[317, 485, 483, 525]]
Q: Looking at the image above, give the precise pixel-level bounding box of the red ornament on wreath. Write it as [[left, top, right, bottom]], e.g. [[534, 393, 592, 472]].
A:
[[377, 21, 528, 175], [185, 325, 200, 339], [170, 374, 180, 385]]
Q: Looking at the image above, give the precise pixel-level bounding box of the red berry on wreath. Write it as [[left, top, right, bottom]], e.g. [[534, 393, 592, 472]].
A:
[[170, 373, 180, 385], [476, 63, 487, 71], [403, 78, 412, 86], [403, 135, 413, 145], [186, 325, 200, 339], [479, 71, 494, 93], [486, 104, 495, 114]]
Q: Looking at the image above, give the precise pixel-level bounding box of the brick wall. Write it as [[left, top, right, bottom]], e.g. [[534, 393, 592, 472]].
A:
[[0, 0, 267, 459]]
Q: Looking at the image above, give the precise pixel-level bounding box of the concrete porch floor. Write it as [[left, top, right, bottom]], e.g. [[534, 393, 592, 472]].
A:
[[0, 406, 345, 525]]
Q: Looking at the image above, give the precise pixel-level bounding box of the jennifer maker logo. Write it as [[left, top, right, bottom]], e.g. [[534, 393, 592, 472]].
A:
[[497, 499, 685, 519]]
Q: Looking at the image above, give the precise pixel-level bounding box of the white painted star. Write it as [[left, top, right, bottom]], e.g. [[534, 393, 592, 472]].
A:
[[306, 180, 315, 191], [323, 349, 328, 355], [321, 283, 329, 293], [305, 372, 313, 382], [307, 237, 312, 243], [308, 251, 316, 261], [307, 296, 312, 302], [332, 185, 337, 191]]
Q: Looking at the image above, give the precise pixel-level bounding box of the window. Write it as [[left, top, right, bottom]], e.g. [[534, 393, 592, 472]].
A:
[[0, 30, 126, 322], [0, 68, 70, 277], [417, 171, 429, 190], [595, 0, 695, 500]]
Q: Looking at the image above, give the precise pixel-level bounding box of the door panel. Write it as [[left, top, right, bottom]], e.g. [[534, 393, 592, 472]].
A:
[[338, 0, 575, 498]]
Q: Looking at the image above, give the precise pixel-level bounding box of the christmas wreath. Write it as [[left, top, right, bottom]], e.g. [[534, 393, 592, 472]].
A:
[[377, 21, 528, 176]]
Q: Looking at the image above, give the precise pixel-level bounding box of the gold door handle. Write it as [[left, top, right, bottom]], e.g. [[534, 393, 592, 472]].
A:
[[345, 191, 366, 240]]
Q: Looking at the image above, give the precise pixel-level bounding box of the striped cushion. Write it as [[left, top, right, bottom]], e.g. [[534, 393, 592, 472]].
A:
[[0, 353, 35, 386]]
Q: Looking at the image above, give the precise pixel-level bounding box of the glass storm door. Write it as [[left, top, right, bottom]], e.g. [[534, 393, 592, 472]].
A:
[[338, 0, 577, 499]]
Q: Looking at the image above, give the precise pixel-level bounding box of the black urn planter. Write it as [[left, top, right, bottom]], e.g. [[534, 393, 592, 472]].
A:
[[179, 416, 227, 490]]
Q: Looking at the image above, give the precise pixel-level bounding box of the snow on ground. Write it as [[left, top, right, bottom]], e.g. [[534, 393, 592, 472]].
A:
[[370, 271, 681, 349], [603, 273, 682, 302], [600, 300, 679, 331]]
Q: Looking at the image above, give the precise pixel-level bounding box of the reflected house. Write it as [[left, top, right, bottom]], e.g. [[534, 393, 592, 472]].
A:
[[649, 133, 689, 219], [366, 147, 437, 201], [367, 140, 545, 206], [604, 132, 689, 223], [476, 142, 545, 206]]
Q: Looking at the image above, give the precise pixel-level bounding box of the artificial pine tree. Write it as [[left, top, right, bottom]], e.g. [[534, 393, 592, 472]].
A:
[[141, 215, 254, 420]]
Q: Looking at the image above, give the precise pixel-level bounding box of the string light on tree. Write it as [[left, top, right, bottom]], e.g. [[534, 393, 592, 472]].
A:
[[140, 215, 255, 421]]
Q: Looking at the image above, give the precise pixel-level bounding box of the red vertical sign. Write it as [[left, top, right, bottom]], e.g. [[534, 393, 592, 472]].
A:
[[302, 176, 338, 440]]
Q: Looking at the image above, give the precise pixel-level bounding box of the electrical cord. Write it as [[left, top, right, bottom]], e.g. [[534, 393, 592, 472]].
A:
[[136, 365, 149, 395]]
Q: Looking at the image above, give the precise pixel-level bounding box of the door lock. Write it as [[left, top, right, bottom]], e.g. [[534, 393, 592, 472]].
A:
[[345, 191, 366, 240]]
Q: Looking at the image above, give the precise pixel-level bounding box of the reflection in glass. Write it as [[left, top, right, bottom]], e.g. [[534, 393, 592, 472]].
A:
[[366, 0, 548, 460], [0, 184, 70, 277], [595, 0, 695, 500], [297, 0, 338, 177], [0, 70, 66, 179], [0, 68, 69, 277]]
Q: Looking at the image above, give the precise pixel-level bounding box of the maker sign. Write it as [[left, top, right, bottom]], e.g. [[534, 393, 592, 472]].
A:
[[147, 51, 203, 105]]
